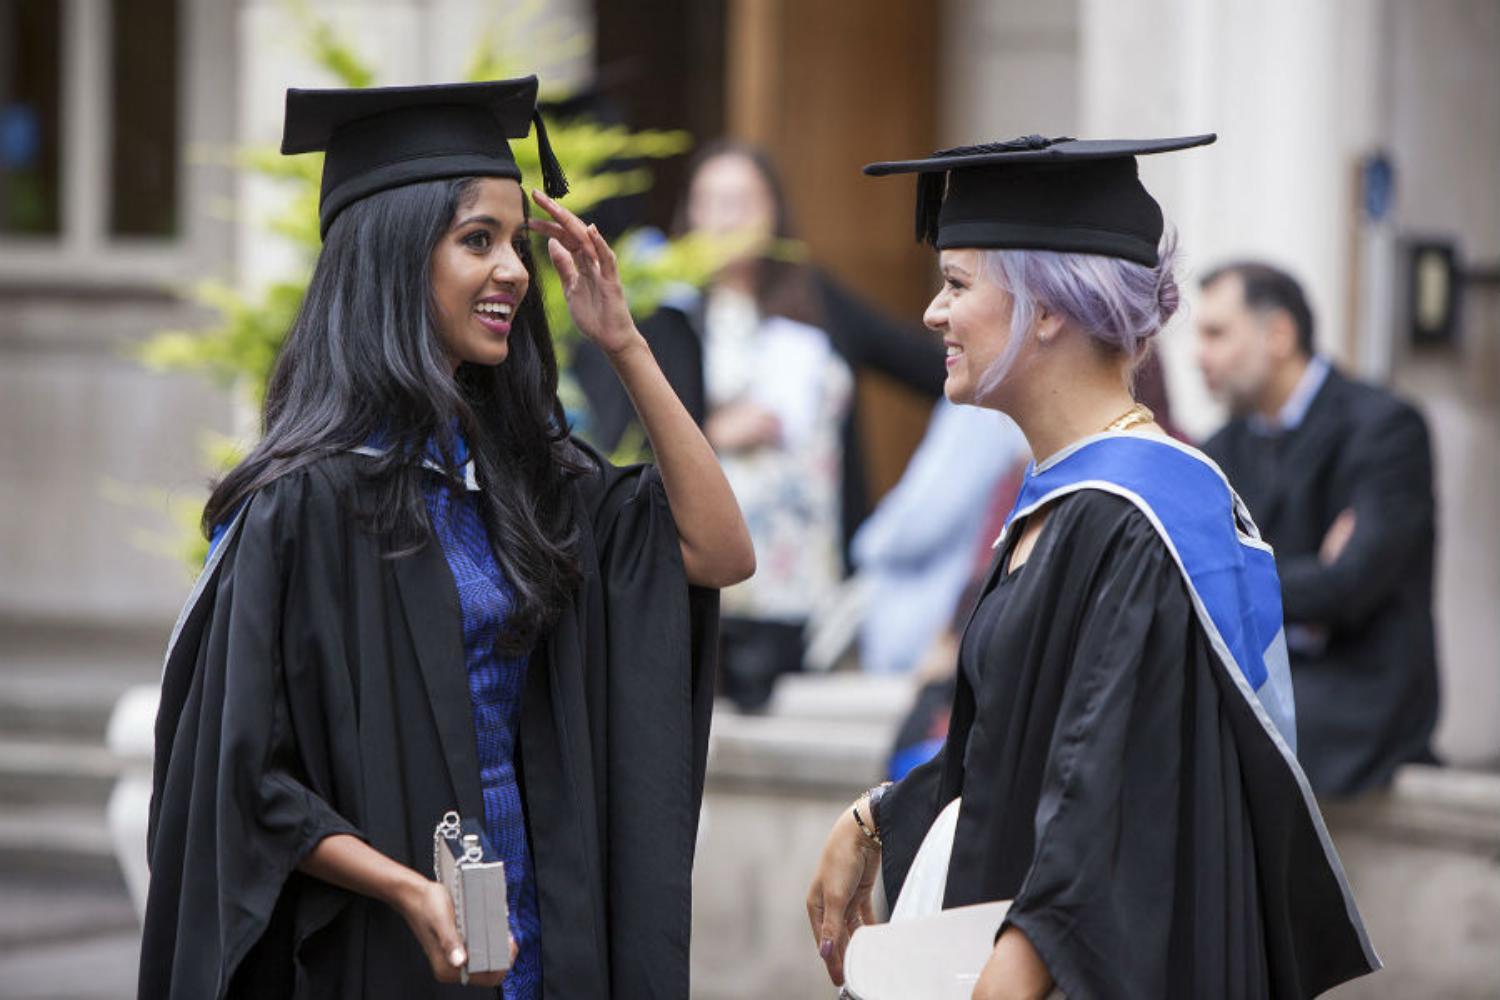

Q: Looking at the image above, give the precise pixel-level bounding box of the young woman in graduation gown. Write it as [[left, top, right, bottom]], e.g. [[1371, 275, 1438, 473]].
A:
[[805, 135, 1380, 999], [139, 77, 754, 999]]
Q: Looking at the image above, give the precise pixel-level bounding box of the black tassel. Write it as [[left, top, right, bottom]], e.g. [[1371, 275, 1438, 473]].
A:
[[531, 108, 569, 199], [915, 171, 946, 245]]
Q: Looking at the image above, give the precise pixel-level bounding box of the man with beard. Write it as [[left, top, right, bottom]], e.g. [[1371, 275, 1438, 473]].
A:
[[1197, 260, 1440, 797]]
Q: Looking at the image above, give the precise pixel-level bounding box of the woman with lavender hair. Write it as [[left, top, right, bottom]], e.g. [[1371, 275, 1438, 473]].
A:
[[804, 136, 1379, 999]]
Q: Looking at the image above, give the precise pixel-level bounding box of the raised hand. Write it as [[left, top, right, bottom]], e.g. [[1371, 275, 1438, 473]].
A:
[[529, 189, 639, 357]]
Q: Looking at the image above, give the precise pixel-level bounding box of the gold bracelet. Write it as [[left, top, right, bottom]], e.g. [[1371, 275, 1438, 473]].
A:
[[851, 793, 882, 847]]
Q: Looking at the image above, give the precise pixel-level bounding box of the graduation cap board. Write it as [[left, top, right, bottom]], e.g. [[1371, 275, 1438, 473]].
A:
[[864, 133, 1216, 267], [281, 75, 569, 239]]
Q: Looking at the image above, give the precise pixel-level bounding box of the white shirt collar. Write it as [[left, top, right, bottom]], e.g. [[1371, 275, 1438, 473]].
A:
[[1251, 355, 1330, 435]]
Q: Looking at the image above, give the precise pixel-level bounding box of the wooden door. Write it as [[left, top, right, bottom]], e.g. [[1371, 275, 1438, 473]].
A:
[[726, 0, 942, 498]]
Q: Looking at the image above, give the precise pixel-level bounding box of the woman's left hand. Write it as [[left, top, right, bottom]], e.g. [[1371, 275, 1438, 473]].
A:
[[529, 189, 639, 357]]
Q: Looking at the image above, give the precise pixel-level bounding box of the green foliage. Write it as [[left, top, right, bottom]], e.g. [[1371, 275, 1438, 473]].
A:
[[288, 0, 374, 88], [463, 0, 590, 92], [138, 279, 306, 404]]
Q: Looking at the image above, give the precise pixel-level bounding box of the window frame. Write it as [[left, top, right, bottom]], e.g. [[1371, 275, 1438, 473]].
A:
[[0, 0, 232, 288]]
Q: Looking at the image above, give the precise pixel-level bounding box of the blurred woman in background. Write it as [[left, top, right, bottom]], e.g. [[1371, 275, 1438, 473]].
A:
[[579, 140, 947, 708]]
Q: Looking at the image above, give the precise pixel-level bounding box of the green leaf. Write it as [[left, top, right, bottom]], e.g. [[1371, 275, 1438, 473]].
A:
[[288, 0, 376, 87]]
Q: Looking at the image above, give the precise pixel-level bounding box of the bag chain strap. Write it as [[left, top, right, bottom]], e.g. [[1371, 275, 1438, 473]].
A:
[[434, 810, 470, 986]]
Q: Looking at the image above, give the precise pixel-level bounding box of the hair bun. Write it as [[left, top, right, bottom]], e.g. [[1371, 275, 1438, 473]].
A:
[[1156, 271, 1180, 327], [1151, 228, 1181, 330]]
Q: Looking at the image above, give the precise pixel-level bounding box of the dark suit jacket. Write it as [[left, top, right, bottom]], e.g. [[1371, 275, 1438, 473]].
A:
[[1203, 367, 1439, 796]]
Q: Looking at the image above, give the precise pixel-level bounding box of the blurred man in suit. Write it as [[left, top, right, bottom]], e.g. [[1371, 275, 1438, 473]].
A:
[[1196, 261, 1439, 797]]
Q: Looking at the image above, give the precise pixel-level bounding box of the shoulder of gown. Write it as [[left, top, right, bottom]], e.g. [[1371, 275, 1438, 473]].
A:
[[536, 433, 722, 998]]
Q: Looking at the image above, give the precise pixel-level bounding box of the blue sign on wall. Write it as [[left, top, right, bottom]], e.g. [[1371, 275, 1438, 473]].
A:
[[1362, 153, 1395, 222]]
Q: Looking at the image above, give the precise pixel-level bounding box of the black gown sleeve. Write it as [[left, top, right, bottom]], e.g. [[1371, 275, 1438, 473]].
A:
[[141, 469, 362, 1000], [1000, 514, 1246, 1000], [572, 440, 720, 997]]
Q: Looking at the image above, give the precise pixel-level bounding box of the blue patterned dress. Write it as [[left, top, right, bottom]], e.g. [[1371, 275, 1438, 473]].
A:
[[424, 465, 542, 998]]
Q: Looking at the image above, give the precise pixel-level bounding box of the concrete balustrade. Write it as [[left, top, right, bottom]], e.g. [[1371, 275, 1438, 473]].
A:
[[690, 675, 1500, 1000]]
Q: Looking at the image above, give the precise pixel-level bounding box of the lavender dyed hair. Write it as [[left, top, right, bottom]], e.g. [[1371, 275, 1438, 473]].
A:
[[974, 229, 1181, 398]]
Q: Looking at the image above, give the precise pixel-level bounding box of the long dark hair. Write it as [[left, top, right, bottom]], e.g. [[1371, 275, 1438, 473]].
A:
[[204, 176, 586, 652], [677, 138, 826, 329]]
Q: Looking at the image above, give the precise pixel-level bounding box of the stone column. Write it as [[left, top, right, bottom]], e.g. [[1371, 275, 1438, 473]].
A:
[[1078, 0, 1384, 439], [938, 0, 1080, 146], [1383, 0, 1500, 768]]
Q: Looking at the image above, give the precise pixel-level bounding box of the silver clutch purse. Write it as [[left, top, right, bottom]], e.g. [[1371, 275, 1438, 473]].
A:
[[432, 810, 511, 982]]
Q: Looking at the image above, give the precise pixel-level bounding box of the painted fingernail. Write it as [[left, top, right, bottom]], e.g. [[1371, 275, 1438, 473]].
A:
[[450, 947, 466, 966], [819, 938, 833, 959]]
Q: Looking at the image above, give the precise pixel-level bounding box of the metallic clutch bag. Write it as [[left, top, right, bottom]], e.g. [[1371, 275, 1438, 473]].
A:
[[433, 810, 511, 982]]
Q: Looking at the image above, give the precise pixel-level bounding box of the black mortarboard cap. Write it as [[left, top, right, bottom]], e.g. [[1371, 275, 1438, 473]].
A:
[[864, 133, 1216, 266], [281, 76, 569, 238]]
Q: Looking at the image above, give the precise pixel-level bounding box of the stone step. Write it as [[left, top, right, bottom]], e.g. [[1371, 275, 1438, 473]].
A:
[[707, 709, 889, 792], [0, 803, 123, 883], [0, 649, 159, 742], [0, 869, 139, 979], [0, 738, 121, 807], [0, 687, 151, 744], [0, 683, 121, 742], [763, 672, 916, 724]]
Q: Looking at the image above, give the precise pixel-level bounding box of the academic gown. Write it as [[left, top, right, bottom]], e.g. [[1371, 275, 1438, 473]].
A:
[[140, 441, 718, 999], [875, 487, 1377, 999]]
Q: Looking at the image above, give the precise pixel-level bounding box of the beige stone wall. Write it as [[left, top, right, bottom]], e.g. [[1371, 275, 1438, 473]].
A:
[[1383, 0, 1500, 768], [0, 297, 236, 626], [0, 0, 240, 628], [938, 0, 1080, 147]]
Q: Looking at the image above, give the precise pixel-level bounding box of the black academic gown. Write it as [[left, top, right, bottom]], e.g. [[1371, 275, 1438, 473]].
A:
[[875, 491, 1375, 999], [140, 442, 718, 999], [1202, 368, 1439, 795]]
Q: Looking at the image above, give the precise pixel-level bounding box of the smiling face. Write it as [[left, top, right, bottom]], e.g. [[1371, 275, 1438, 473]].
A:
[[923, 249, 1019, 406], [428, 177, 530, 371]]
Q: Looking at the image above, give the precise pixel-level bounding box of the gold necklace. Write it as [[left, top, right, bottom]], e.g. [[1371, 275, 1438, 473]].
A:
[[1102, 402, 1154, 433]]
